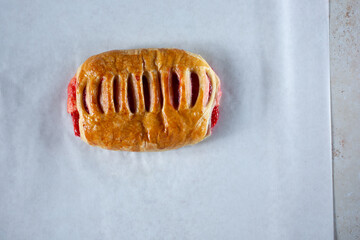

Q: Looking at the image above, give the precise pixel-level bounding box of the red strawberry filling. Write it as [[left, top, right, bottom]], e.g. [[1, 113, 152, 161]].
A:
[[211, 105, 219, 129], [67, 76, 80, 137], [210, 85, 221, 130]]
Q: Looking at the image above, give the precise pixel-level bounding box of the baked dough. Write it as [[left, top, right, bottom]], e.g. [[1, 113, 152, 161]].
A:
[[68, 48, 221, 151]]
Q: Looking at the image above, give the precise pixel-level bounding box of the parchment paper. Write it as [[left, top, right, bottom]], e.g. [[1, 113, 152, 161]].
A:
[[0, 0, 333, 239]]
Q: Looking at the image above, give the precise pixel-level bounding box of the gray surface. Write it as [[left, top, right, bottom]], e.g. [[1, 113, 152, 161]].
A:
[[0, 1, 332, 239], [331, 0, 360, 239]]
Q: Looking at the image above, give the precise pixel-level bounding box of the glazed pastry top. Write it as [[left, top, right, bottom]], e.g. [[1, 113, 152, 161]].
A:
[[74, 48, 221, 151]]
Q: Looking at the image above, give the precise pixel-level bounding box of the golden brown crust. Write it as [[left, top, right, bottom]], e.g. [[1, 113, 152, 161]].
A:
[[75, 48, 220, 151]]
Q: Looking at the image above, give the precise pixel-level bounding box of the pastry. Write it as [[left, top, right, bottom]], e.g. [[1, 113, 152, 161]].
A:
[[67, 48, 221, 151]]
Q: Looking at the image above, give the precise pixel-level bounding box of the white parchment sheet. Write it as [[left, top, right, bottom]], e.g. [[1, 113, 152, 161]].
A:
[[0, 0, 332, 239]]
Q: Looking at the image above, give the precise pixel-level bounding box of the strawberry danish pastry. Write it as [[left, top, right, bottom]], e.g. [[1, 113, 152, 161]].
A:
[[67, 48, 221, 151]]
